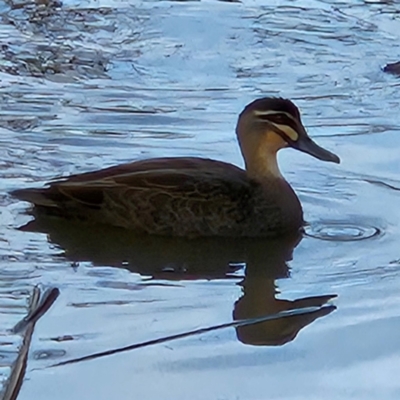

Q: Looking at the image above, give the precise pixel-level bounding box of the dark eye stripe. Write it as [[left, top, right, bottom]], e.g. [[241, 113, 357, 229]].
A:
[[258, 113, 298, 133]]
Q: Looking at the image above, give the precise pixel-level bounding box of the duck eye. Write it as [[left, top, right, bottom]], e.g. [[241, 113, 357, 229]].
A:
[[256, 112, 290, 125], [268, 114, 286, 124], [257, 112, 300, 142]]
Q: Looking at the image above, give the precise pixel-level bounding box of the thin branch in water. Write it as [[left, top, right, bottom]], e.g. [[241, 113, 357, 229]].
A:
[[12, 288, 60, 334], [2, 286, 59, 400], [50, 304, 336, 368]]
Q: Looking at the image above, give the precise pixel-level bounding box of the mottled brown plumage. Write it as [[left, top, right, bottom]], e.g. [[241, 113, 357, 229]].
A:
[[12, 97, 340, 238]]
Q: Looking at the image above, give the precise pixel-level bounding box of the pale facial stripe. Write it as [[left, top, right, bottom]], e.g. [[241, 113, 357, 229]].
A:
[[270, 123, 299, 141], [253, 110, 297, 122]]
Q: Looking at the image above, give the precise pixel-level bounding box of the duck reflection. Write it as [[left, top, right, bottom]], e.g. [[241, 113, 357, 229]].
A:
[[21, 216, 336, 347], [234, 277, 335, 346]]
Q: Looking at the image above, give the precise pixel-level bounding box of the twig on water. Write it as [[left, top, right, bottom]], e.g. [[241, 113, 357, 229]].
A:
[[50, 304, 336, 368], [2, 286, 59, 400]]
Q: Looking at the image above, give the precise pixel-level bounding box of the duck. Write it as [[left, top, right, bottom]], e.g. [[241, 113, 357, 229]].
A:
[[11, 97, 340, 238]]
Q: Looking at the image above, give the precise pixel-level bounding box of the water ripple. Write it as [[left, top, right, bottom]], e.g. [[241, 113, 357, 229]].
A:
[[305, 221, 382, 241]]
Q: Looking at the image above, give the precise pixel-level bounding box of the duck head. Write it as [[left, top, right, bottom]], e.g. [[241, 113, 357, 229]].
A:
[[236, 97, 340, 179]]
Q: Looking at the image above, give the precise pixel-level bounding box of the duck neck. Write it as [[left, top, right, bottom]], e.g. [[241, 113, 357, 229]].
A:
[[244, 149, 284, 181]]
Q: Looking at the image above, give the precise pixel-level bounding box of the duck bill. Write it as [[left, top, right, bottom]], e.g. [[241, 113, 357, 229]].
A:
[[292, 134, 340, 164]]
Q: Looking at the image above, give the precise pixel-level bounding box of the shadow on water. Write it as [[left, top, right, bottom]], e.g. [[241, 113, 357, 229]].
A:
[[20, 215, 336, 352]]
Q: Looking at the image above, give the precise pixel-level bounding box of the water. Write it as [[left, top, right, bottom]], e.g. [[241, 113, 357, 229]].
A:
[[1, 0, 400, 398]]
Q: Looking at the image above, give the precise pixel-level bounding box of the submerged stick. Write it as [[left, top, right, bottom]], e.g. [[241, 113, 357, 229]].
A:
[[2, 286, 59, 400], [51, 304, 336, 368], [12, 288, 60, 334]]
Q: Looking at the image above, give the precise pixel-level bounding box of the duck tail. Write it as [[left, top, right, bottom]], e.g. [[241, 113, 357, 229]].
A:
[[10, 188, 60, 208]]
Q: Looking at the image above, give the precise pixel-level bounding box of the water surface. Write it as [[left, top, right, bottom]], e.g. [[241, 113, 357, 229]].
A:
[[1, 0, 400, 399]]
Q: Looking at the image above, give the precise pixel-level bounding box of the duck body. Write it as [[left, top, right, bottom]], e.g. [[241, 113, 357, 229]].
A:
[[12, 97, 339, 238], [12, 157, 303, 238]]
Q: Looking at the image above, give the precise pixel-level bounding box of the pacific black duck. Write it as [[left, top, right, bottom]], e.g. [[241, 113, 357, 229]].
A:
[[12, 97, 340, 238]]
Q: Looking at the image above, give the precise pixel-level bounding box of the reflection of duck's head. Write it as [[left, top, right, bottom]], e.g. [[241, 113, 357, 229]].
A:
[[232, 227, 336, 347], [237, 97, 340, 180], [234, 291, 336, 346]]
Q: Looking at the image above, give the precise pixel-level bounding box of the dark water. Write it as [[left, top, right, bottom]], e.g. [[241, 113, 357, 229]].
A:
[[1, 0, 400, 398]]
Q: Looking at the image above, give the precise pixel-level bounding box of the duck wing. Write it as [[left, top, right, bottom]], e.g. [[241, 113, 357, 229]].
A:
[[13, 157, 276, 236], [58, 157, 244, 183]]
